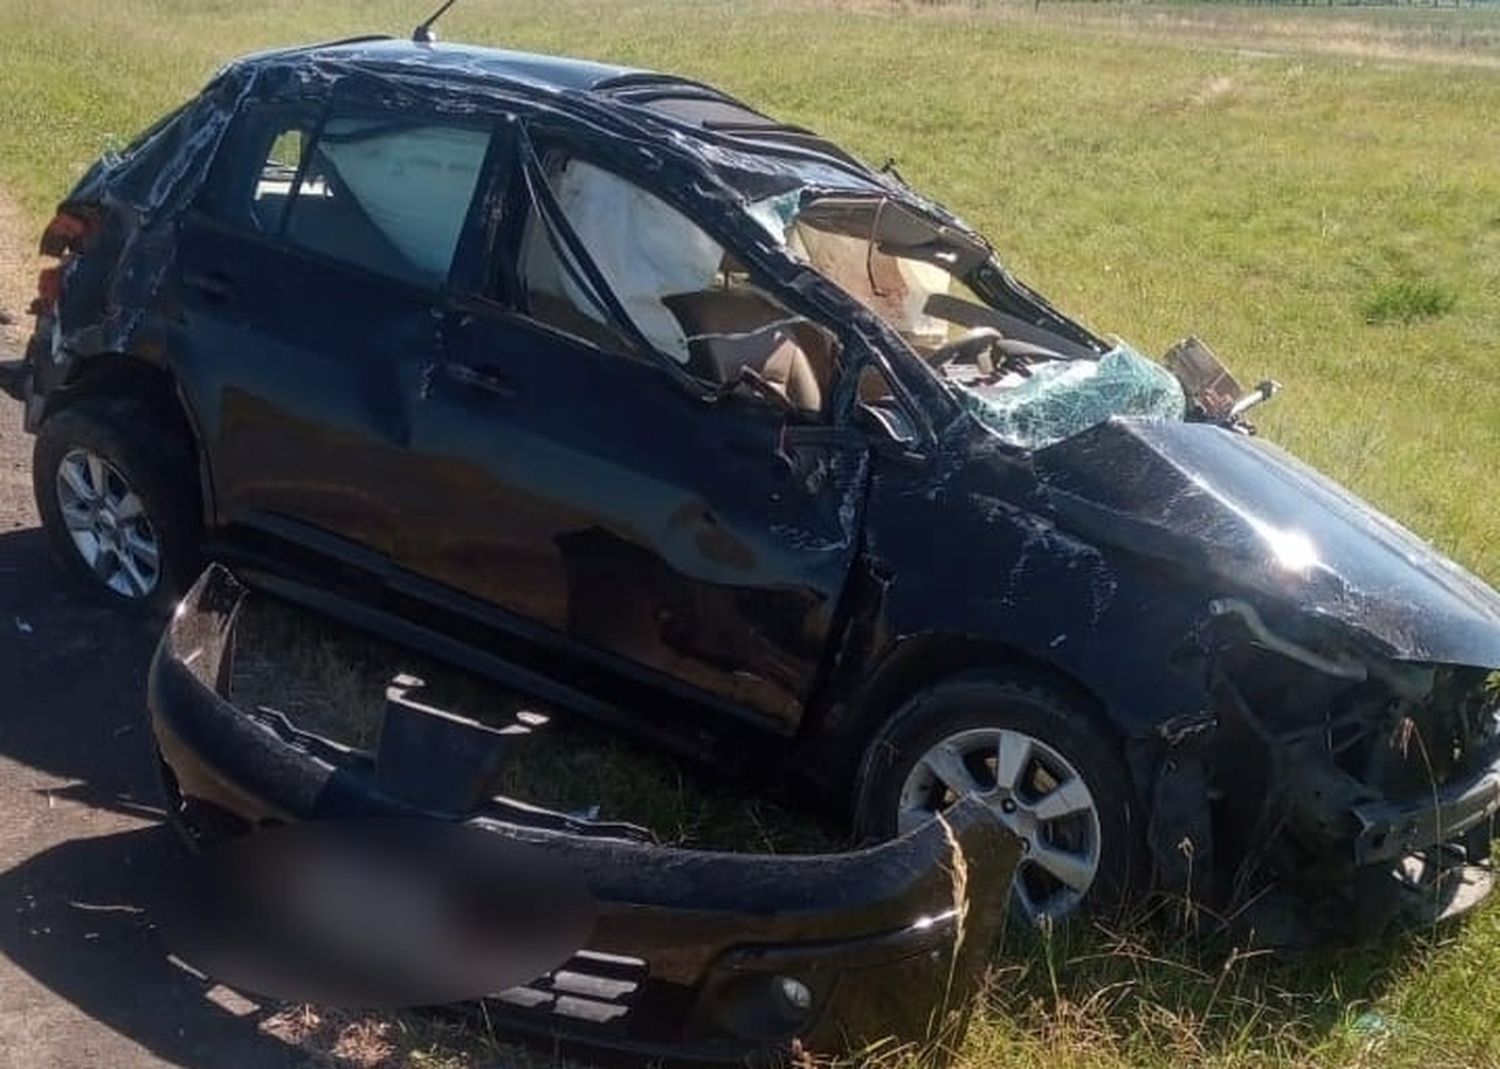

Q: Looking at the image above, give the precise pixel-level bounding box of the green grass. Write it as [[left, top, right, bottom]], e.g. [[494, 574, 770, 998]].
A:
[[2, 1, 1500, 1066], [1361, 277, 1459, 325], [231, 596, 838, 853]]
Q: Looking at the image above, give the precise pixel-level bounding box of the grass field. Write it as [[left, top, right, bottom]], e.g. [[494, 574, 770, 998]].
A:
[[1, 0, 1498, 1066]]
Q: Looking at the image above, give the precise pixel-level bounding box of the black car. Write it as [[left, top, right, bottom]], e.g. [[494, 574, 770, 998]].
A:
[[5, 33, 1500, 935]]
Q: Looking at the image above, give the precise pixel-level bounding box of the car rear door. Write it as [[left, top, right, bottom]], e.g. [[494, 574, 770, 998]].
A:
[[400, 137, 870, 731], [171, 93, 498, 569]]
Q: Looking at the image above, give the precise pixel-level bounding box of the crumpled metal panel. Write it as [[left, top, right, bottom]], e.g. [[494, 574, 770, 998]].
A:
[[1035, 418, 1500, 668]]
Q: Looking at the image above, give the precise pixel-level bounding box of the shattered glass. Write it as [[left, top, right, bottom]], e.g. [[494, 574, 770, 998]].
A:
[[745, 190, 801, 242], [957, 344, 1186, 450]]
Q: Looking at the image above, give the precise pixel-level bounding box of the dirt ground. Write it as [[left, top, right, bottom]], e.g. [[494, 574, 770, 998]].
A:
[[0, 194, 321, 1067], [0, 190, 34, 353]]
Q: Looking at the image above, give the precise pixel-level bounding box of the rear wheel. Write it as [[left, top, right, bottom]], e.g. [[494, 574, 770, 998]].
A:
[[34, 398, 201, 615], [855, 671, 1143, 926]]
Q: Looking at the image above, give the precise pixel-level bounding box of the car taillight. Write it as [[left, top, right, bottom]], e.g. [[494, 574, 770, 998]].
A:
[[35, 266, 63, 311], [31, 208, 99, 316]]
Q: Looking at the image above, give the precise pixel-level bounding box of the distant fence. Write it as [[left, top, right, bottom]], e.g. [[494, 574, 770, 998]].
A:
[[915, 0, 1500, 7]]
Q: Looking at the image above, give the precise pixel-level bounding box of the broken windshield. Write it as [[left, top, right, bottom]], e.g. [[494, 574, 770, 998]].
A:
[[755, 190, 1184, 447], [956, 343, 1186, 450]]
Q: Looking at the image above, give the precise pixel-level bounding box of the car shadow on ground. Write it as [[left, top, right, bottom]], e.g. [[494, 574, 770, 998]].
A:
[[0, 526, 304, 1068], [0, 825, 303, 1068]]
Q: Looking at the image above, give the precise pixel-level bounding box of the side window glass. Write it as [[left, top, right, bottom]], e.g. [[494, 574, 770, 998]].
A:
[[518, 155, 839, 416], [251, 126, 311, 235], [201, 104, 320, 234], [283, 114, 492, 289]]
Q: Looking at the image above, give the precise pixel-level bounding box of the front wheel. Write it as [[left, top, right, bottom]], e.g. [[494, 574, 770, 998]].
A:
[[854, 671, 1143, 926]]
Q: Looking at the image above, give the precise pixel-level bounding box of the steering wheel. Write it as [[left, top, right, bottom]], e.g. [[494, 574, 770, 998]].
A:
[[924, 326, 1004, 371]]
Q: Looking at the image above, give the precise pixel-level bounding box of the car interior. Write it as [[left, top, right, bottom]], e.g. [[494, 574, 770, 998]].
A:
[[518, 155, 838, 416]]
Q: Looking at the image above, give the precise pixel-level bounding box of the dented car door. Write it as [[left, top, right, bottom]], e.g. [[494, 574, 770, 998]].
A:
[[399, 139, 870, 730], [174, 95, 496, 564]]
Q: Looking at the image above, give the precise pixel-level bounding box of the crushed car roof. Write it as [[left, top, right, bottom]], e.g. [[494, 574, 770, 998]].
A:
[[226, 35, 882, 191], [271, 36, 650, 91], [60, 33, 1005, 428]]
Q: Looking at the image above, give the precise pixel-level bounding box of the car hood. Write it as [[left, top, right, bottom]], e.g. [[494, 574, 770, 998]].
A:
[[1032, 419, 1500, 669]]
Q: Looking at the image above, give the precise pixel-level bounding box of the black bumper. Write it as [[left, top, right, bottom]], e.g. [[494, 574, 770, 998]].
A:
[[0, 354, 29, 405], [1352, 760, 1500, 867], [2, 326, 49, 429], [147, 566, 1019, 1064]]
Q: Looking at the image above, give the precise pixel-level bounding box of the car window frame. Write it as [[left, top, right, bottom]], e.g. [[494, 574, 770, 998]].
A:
[[495, 138, 681, 369], [197, 98, 326, 238], [282, 105, 499, 293], [486, 124, 855, 424], [195, 94, 506, 301]]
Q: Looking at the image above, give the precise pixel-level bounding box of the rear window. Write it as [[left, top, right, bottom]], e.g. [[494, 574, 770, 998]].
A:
[[198, 103, 320, 235], [283, 114, 492, 289], [205, 104, 493, 290], [250, 122, 315, 235]]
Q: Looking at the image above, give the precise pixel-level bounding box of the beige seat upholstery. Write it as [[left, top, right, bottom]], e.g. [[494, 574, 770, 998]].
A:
[[662, 290, 831, 414]]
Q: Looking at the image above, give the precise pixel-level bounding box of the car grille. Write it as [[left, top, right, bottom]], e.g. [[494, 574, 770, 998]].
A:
[[493, 950, 649, 1028]]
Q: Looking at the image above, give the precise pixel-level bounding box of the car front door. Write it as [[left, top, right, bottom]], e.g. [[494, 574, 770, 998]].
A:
[[172, 94, 498, 569], [400, 140, 869, 730]]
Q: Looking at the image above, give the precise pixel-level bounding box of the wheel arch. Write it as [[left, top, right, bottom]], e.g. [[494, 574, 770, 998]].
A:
[[42, 353, 214, 528], [799, 631, 1125, 812], [837, 633, 1150, 917]]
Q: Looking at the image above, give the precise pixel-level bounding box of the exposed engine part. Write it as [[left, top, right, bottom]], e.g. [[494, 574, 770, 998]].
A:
[[1208, 598, 1367, 681]]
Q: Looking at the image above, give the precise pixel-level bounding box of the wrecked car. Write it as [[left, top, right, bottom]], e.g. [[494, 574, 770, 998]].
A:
[[4, 32, 1500, 939]]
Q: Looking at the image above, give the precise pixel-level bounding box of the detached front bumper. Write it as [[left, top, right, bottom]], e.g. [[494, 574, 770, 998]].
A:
[[148, 566, 1019, 1064]]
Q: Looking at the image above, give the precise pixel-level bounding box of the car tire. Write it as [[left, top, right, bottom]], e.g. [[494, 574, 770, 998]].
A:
[[33, 397, 201, 616], [854, 669, 1143, 927]]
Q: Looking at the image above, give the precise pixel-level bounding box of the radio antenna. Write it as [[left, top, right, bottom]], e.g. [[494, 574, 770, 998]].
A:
[[412, 0, 460, 43]]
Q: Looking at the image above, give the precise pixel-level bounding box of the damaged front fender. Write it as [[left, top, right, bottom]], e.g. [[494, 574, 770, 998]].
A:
[[1144, 605, 1500, 941]]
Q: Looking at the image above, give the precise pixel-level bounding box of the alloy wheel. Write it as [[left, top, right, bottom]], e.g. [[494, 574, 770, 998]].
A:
[[898, 727, 1102, 924], [55, 447, 162, 599]]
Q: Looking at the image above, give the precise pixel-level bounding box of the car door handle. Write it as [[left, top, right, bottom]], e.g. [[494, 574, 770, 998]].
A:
[[442, 362, 518, 398], [183, 270, 235, 303]]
